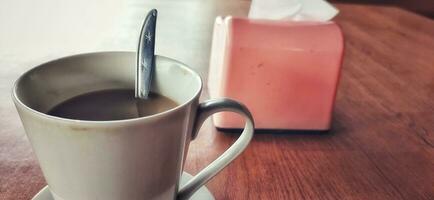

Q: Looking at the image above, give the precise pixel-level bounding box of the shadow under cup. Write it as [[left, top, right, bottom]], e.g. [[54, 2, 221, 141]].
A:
[[12, 52, 203, 200]]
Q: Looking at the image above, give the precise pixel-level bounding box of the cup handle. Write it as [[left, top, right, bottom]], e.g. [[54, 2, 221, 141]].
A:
[[177, 98, 255, 200]]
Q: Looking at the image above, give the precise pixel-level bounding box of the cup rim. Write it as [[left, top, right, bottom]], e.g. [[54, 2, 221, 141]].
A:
[[12, 51, 203, 124]]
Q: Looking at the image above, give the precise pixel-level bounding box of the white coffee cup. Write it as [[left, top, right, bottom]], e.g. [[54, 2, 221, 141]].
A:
[[13, 52, 254, 200]]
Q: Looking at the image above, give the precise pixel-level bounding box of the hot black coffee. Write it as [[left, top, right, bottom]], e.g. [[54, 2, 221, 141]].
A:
[[48, 89, 178, 121]]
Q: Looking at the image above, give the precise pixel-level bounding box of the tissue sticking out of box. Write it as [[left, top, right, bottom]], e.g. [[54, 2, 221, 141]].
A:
[[248, 0, 339, 21]]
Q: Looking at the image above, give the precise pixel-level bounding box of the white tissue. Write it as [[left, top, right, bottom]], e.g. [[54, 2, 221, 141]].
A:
[[248, 0, 339, 21]]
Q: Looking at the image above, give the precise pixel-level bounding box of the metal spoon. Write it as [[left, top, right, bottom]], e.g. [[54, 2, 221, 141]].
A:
[[135, 9, 157, 99]]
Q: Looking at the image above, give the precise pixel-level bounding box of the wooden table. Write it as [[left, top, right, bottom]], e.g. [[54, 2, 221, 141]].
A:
[[1, 1, 433, 199]]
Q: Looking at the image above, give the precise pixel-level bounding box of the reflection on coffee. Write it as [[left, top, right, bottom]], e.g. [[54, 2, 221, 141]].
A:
[[48, 89, 178, 121]]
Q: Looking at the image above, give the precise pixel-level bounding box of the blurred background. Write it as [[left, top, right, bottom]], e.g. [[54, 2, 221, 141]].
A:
[[1, 0, 431, 83], [331, 0, 434, 18]]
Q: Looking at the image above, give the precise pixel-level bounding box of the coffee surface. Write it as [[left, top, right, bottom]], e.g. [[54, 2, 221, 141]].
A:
[[48, 89, 178, 121]]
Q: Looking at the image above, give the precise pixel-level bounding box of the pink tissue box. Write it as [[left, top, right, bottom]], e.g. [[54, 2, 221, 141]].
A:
[[208, 16, 344, 130]]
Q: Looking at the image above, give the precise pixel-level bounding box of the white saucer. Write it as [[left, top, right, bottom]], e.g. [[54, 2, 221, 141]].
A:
[[32, 172, 215, 200]]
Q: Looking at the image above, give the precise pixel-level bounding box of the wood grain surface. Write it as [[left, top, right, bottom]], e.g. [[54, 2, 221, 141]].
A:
[[1, 1, 433, 200]]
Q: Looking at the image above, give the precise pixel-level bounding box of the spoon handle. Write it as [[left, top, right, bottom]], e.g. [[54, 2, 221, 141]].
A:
[[136, 9, 157, 99]]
